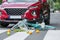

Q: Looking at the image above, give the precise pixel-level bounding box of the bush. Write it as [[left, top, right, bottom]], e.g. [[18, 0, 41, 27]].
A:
[[54, 2, 60, 10], [0, 0, 2, 4]]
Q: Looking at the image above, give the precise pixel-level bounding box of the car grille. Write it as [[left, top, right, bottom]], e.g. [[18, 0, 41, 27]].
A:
[[4, 8, 27, 15]]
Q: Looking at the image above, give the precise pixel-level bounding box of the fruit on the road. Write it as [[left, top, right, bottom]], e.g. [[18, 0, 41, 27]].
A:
[[27, 31, 32, 35], [7, 29, 11, 32], [36, 30, 40, 33], [7, 29, 11, 36]]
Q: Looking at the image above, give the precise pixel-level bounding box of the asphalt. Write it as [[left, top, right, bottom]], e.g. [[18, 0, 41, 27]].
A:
[[25, 12, 60, 40], [0, 31, 15, 40], [50, 13, 60, 30], [0, 12, 60, 40], [25, 31, 47, 40]]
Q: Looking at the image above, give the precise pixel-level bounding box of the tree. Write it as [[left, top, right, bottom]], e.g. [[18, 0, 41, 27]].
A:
[[0, 0, 2, 4], [53, 0, 56, 2], [47, 0, 54, 8]]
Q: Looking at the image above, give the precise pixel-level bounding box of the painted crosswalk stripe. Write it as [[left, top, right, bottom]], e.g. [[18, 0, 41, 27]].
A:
[[43, 30, 60, 40], [4, 30, 34, 40], [0, 30, 7, 34]]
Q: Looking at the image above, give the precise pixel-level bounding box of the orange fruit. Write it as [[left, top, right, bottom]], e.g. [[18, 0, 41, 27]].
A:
[[36, 30, 40, 33], [27, 31, 32, 35], [7, 29, 11, 32]]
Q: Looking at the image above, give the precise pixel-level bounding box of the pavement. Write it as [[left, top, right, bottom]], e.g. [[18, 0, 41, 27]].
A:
[[4, 30, 34, 40], [0, 30, 7, 34], [25, 31, 47, 40], [44, 30, 60, 40], [0, 12, 60, 40], [50, 12, 60, 30]]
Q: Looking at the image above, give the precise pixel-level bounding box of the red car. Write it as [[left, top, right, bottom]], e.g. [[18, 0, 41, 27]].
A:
[[0, 0, 50, 27]]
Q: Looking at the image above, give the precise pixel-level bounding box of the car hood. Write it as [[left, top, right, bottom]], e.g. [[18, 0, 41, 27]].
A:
[[2, 2, 36, 8]]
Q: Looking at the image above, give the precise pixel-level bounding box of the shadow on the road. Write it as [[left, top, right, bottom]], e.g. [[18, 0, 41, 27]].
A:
[[0, 25, 11, 30], [50, 23, 60, 30]]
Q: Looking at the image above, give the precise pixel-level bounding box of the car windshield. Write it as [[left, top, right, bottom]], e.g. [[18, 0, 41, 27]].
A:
[[8, 0, 38, 2]]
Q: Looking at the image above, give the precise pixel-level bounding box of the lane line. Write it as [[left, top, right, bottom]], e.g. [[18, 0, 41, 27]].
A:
[[0, 30, 7, 34], [43, 30, 60, 40], [25, 31, 47, 40], [3, 30, 34, 40], [0, 31, 16, 40]]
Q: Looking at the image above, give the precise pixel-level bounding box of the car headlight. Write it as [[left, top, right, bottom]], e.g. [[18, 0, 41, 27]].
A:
[[0, 12, 2, 16], [29, 6, 38, 9], [31, 11, 36, 16]]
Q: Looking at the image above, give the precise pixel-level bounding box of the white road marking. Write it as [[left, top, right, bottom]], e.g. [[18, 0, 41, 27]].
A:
[[0, 30, 7, 34], [43, 30, 60, 40], [4, 30, 34, 40]]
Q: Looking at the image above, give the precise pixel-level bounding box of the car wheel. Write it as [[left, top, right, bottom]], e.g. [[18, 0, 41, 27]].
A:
[[43, 8, 50, 25]]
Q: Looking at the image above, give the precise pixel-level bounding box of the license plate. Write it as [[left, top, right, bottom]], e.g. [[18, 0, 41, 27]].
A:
[[10, 15, 21, 19]]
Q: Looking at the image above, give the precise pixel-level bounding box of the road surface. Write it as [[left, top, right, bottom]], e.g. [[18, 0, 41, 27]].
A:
[[0, 12, 60, 40]]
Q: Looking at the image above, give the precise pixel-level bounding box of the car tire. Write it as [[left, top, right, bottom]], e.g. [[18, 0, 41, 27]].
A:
[[43, 8, 50, 25]]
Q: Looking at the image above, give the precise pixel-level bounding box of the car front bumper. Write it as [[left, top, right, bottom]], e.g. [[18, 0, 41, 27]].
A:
[[0, 19, 21, 24]]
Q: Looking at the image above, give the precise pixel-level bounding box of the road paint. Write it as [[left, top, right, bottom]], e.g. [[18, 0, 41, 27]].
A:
[[25, 31, 47, 40], [0, 30, 7, 34], [43, 30, 60, 40], [4, 30, 34, 40]]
